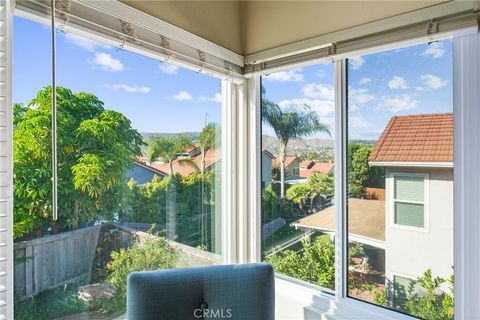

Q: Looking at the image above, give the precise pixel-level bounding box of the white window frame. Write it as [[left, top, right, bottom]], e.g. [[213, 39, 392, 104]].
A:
[[5, 2, 480, 320], [389, 172, 430, 233]]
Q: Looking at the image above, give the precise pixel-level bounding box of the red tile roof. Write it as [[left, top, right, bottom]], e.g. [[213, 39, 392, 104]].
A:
[[369, 113, 453, 164], [150, 149, 220, 176], [300, 162, 335, 177], [273, 156, 300, 168], [300, 160, 314, 169]]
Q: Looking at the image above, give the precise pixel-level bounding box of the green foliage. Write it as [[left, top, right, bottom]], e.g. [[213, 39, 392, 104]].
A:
[[147, 135, 193, 173], [371, 269, 454, 320], [267, 236, 335, 289], [286, 173, 334, 209], [347, 144, 384, 197], [106, 235, 178, 309], [262, 184, 282, 220], [14, 284, 88, 320], [13, 87, 143, 238]]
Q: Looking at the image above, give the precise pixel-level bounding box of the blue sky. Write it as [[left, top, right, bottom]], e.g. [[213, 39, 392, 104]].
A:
[[14, 16, 452, 140], [13, 16, 222, 133], [262, 39, 452, 140]]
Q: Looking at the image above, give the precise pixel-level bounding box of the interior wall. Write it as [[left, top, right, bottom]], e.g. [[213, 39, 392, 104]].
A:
[[119, 0, 244, 54]]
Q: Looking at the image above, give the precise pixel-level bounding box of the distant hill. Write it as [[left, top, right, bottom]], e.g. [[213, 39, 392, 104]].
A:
[[262, 135, 334, 153], [141, 132, 200, 141]]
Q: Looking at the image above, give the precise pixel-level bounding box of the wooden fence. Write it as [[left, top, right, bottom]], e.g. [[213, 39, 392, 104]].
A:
[[14, 222, 220, 299]]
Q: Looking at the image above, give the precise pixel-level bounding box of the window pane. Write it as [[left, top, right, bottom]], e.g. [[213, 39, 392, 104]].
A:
[[260, 64, 336, 290], [13, 17, 222, 318], [346, 40, 454, 319], [394, 176, 424, 202], [394, 202, 424, 227]]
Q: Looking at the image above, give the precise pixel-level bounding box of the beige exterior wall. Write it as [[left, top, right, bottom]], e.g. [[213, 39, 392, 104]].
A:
[[384, 167, 453, 290]]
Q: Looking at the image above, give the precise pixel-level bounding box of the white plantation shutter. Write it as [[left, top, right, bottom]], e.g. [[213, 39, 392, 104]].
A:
[[0, 1, 12, 319]]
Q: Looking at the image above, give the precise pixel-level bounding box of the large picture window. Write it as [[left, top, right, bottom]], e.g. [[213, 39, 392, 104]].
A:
[[13, 15, 223, 319], [260, 63, 336, 290], [346, 40, 454, 318]]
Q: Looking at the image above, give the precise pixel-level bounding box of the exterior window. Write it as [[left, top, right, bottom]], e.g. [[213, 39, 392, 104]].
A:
[[260, 63, 336, 290], [346, 39, 454, 318], [13, 16, 222, 318], [393, 175, 426, 228]]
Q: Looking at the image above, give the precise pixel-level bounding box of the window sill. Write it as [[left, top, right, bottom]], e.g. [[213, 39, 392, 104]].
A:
[[274, 275, 416, 320]]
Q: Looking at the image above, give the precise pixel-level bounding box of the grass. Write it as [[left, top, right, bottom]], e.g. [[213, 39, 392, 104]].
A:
[[263, 224, 305, 252], [14, 282, 125, 320], [15, 284, 88, 320]]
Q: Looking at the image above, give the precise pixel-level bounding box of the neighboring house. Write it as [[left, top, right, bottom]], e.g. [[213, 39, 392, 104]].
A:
[[299, 161, 335, 178], [369, 113, 454, 296], [273, 156, 301, 179], [152, 148, 220, 177], [262, 150, 275, 188], [127, 160, 168, 185]]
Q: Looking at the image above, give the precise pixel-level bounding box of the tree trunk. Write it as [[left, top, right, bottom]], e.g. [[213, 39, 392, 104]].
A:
[[279, 141, 287, 198], [169, 160, 174, 175]]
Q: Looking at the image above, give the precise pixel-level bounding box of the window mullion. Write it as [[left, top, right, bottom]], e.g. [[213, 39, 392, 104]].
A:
[[334, 59, 348, 299]]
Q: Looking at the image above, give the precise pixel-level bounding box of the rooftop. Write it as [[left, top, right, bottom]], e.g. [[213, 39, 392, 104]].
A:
[[300, 162, 334, 177], [292, 198, 385, 247], [369, 113, 453, 165]]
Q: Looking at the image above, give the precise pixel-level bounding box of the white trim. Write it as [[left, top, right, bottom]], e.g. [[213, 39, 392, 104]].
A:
[[221, 79, 238, 264], [1, 1, 13, 318], [334, 59, 348, 299], [247, 76, 262, 263], [388, 172, 430, 233], [76, 0, 244, 67], [245, 1, 479, 65], [453, 32, 480, 320], [370, 161, 453, 168]]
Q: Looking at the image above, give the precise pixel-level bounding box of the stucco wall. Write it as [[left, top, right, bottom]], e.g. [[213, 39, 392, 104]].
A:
[[384, 167, 453, 288]]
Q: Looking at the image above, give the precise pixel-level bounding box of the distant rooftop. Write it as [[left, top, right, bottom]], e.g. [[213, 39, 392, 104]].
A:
[[369, 113, 453, 164]]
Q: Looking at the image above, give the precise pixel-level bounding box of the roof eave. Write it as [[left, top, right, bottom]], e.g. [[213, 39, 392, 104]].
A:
[[369, 161, 453, 168]]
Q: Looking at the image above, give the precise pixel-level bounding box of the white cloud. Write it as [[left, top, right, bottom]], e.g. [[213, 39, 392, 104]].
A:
[[159, 63, 179, 75], [349, 116, 371, 129], [104, 84, 151, 93], [349, 88, 374, 105], [172, 91, 192, 101], [264, 68, 304, 82], [317, 69, 326, 78], [278, 98, 334, 117], [422, 42, 445, 59], [421, 74, 448, 89], [200, 93, 222, 103], [375, 94, 417, 113], [65, 33, 110, 52], [349, 56, 365, 69], [359, 77, 372, 85], [302, 83, 334, 100], [388, 76, 408, 89], [92, 53, 124, 72]]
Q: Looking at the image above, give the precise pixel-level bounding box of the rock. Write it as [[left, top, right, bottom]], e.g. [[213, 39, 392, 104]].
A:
[[78, 283, 117, 302]]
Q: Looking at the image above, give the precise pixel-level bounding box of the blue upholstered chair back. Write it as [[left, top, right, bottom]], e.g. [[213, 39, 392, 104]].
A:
[[127, 263, 275, 320]]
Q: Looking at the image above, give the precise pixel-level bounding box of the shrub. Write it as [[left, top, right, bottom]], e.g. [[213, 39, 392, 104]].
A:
[[267, 236, 335, 289], [106, 235, 178, 309]]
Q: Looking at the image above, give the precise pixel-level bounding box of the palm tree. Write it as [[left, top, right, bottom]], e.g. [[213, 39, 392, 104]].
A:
[[198, 123, 219, 249], [262, 101, 330, 198], [147, 135, 194, 175], [199, 123, 219, 174], [146, 134, 193, 240]]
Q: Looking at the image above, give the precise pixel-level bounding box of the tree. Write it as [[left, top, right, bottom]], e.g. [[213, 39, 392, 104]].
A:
[[348, 144, 384, 197], [13, 86, 143, 238], [286, 173, 334, 211], [261, 102, 330, 198], [198, 123, 220, 247], [146, 135, 194, 175]]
